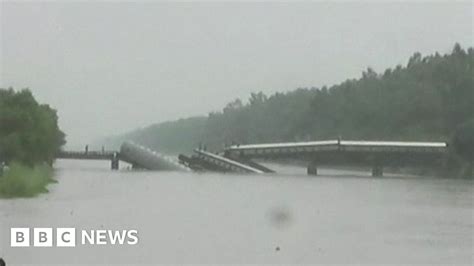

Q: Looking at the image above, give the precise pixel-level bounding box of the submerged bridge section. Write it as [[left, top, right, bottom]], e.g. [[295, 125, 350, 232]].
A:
[[191, 149, 264, 174], [224, 140, 448, 176], [56, 142, 190, 171], [120, 141, 190, 171]]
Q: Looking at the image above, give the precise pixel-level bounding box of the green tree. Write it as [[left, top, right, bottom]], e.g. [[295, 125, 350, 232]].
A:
[[0, 88, 66, 165]]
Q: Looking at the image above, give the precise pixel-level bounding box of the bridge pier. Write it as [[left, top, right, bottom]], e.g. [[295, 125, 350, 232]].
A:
[[372, 165, 383, 177], [307, 164, 318, 176], [111, 153, 119, 170]]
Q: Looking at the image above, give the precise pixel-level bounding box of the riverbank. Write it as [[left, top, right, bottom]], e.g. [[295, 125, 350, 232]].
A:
[[0, 162, 56, 198]]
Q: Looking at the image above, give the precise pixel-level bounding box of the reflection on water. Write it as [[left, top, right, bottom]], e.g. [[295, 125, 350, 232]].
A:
[[0, 159, 473, 265]]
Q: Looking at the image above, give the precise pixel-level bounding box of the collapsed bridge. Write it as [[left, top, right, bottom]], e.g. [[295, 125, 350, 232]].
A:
[[56, 142, 190, 171], [57, 139, 449, 177]]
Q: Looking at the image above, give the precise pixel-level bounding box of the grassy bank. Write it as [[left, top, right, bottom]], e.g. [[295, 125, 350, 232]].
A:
[[0, 162, 56, 198]]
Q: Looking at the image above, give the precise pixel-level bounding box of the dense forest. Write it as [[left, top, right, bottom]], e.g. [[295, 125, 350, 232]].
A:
[[104, 44, 473, 161]]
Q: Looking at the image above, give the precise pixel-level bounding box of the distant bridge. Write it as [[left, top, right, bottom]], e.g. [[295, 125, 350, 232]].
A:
[[56, 142, 189, 171], [56, 139, 449, 176], [56, 150, 122, 169], [223, 139, 448, 176]]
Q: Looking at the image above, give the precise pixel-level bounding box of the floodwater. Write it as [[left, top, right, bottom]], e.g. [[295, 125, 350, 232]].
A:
[[0, 160, 473, 265]]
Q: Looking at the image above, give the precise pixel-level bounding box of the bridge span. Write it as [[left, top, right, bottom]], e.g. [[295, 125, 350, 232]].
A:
[[56, 150, 122, 169], [56, 142, 189, 171], [223, 139, 448, 176], [56, 139, 449, 176]]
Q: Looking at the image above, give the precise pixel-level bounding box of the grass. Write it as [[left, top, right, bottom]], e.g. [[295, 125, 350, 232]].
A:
[[0, 162, 56, 198]]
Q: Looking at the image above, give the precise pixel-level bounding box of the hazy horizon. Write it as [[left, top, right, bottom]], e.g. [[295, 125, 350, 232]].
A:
[[1, 1, 473, 149]]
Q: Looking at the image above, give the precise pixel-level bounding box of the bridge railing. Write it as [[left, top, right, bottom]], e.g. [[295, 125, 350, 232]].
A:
[[56, 150, 118, 160]]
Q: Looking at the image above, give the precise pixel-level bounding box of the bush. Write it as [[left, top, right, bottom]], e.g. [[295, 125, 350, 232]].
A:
[[0, 162, 56, 198]]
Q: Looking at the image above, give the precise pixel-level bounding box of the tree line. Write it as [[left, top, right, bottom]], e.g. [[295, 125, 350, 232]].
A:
[[105, 44, 473, 169]]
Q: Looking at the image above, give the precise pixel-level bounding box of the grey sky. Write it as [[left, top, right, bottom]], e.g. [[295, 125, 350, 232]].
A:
[[1, 1, 472, 148]]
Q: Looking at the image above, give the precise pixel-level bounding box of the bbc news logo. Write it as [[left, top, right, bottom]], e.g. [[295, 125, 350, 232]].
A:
[[11, 228, 139, 247]]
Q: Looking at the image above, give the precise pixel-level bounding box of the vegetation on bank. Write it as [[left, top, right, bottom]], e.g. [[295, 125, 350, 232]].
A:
[[104, 44, 473, 176], [0, 88, 65, 197], [0, 162, 56, 198]]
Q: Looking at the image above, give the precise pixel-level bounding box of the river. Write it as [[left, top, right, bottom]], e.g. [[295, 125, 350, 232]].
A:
[[0, 159, 473, 265]]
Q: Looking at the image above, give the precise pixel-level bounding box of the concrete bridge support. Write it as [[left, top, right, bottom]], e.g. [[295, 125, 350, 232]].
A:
[[372, 165, 383, 177], [111, 153, 119, 170], [307, 164, 318, 176]]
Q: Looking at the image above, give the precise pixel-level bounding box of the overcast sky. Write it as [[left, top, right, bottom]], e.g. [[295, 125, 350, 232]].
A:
[[1, 1, 472, 148]]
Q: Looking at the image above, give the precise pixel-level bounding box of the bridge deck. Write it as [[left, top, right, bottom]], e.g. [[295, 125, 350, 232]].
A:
[[226, 140, 447, 154], [224, 140, 448, 168], [56, 151, 118, 160], [194, 149, 264, 174]]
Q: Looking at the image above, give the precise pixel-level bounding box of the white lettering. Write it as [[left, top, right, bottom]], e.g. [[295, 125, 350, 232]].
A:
[[96, 230, 107, 245], [81, 230, 95, 245], [108, 230, 127, 244], [127, 230, 139, 245]]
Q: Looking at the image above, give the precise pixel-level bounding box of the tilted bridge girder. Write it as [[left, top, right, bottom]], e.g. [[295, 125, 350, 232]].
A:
[[193, 149, 264, 174]]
